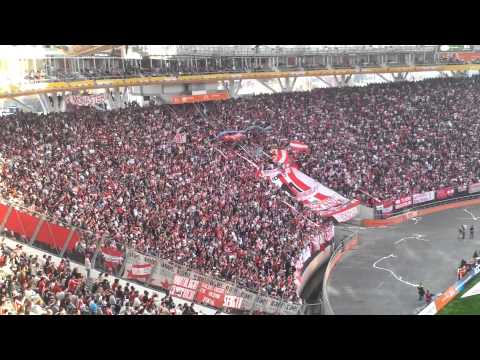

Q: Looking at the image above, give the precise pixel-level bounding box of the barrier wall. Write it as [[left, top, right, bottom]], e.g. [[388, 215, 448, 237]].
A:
[[296, 245, 332, 299], [363, 197, 480, 227], [321, 233, 359, 315], [418, 265, 480, 315]]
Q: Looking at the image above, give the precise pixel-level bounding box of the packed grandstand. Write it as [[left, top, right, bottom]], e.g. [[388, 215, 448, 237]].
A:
[[2, 45, 480, 315]]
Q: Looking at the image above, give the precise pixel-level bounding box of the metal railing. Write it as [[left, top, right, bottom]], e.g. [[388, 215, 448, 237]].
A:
[[0, 195, 302, 314]]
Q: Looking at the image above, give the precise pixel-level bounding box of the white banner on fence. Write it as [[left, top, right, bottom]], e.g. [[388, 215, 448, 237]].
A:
[[412, 191, 435, 205]]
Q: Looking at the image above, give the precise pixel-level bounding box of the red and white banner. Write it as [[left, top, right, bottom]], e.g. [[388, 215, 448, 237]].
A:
[[469, 182, 480, 194], [101, 247, 124, 268], [436, 187, 455, 200], [272, 149, 290, 165], [127, 264, 152, 280], [394, 196, 412, 210], [123, 249, 156, 280], [289, 141, 310, 153], [194, 282, 226, 308], [412, 191, 435, 205], [261, 164, 359, 222], [169, 275, 200, 301], [223, 295, 244, 309]]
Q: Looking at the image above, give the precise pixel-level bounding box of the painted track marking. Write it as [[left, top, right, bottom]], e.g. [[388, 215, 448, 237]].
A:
[[394, 234, 429, 245], [464, 208, 480, 221], [372, 254, 418, 287]]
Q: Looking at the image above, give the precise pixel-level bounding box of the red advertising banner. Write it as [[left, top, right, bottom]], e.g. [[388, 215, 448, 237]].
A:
[[468, 182, 480, 194], [36, 221, 71, 250], [436, 187, 455, 200], [171, 92, 229, 104], [194, 282, 226, 308], [4, 209, 39, 239], [0, 203, 9, 224], [394, 196, 412, 210], [169, 275, 200, 301]]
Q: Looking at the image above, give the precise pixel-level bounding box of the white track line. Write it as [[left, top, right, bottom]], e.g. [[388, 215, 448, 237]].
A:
[[373, 254, 418, 287], [464, 208, 480, 221], [394, 234, 429, 245]]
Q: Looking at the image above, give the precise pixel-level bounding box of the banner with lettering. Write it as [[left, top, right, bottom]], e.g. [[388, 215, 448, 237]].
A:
[[394, 196, 412, 210], [412, 191, 435, 205], [194, 282, 226, 308], [436, 187, 455, 200], [170, 275, 199, 301]]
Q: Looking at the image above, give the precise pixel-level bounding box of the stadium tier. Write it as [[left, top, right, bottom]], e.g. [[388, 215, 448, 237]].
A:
[[2, 48, 480, 315]]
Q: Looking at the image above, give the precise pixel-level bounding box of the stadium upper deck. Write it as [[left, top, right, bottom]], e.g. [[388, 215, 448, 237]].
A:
[[1, 45, 479, 98]]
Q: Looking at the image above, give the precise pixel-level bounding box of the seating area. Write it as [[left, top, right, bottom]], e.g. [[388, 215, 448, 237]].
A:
[[1, 75, 480, 304]]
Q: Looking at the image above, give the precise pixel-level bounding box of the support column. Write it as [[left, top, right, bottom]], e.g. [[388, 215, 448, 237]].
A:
[[256, 79, 278, 94], [61, 92, 66, 112], [51, 93, 60, 112], [10, 97, 34, 112], [276, 77, 296, 92], [122, 87, 129, 105], [376, 73, 392, 83], [334, 74, 352, 87], [316, 76, 333, 87], [38, 93, 54, 113], [104, 88, 115, 110], [392, 72, 409, 81], [224, 80, 243, 98]]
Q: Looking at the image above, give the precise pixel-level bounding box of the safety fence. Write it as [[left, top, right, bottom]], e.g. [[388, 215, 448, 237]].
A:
[[374, 182, 480, 219], [0, 199, 302, 315], [321, 231, 359, 315]]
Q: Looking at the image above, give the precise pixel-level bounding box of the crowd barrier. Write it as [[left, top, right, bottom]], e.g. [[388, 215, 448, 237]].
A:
[[321, 232, 359, 315], [418, 264, 480, 315], [372, 182, 480, 220], [0, 199, 302, 315], [364, 193, 480, 227]]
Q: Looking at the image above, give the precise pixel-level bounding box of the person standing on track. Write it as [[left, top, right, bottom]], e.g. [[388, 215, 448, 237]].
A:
[[470, 225, 474, 239], [417, 283, 425, 301]]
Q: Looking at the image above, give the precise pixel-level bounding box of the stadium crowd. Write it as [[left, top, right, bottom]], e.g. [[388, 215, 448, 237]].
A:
[[0, 241, 202, 315], [1, 75, 480, 302]]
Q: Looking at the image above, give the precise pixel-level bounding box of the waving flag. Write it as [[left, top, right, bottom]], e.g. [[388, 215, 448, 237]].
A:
[[271, 149, 290, 165], [289, 141, 310, 153], [101, 247, 124, 268], [260, 153, 360, 222], [126, 263, 152, 280], [216, 130, 247, 142]]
